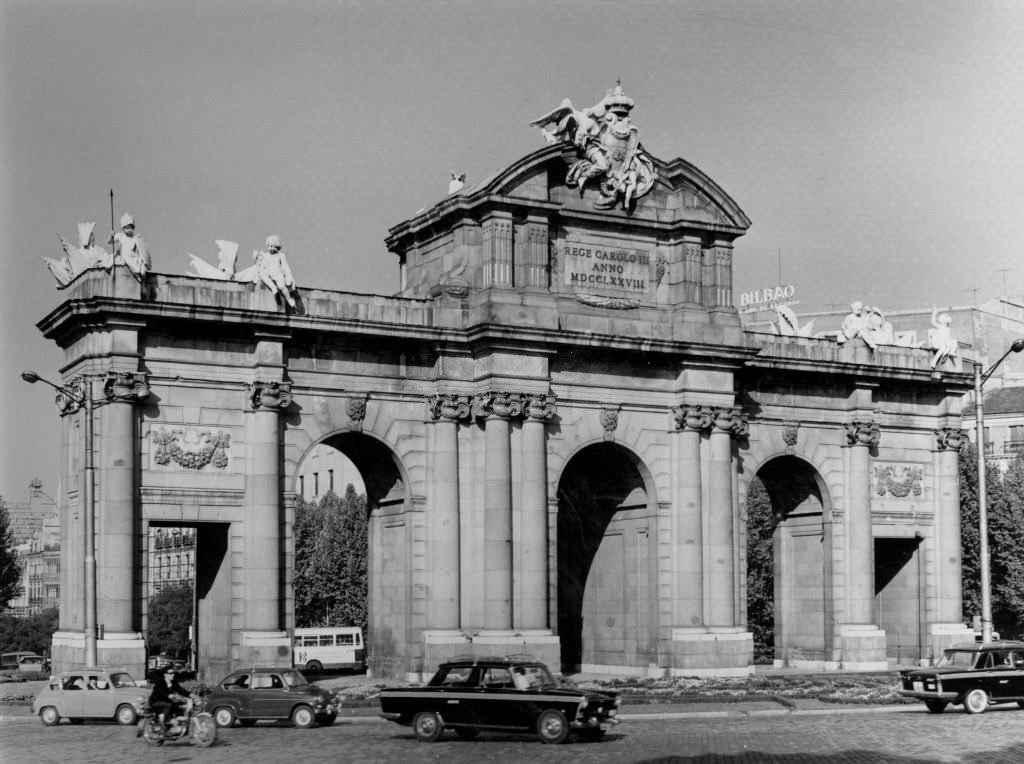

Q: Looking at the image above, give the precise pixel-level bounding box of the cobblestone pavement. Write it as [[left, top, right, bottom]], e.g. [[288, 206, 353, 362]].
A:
[[4, 706, 1024, 764]]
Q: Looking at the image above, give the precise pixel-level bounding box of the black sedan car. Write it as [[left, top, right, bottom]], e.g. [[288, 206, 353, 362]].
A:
[[899, 640, 1024, 714], [379, 656, 620, 744], [205, 667, 338, 728]]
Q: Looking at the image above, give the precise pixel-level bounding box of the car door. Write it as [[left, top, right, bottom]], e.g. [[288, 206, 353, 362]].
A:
[[250, 672, 289, 718], [83, 673, 115, 719], [60, 674, 86, 718], [475, 667, 518, 728]]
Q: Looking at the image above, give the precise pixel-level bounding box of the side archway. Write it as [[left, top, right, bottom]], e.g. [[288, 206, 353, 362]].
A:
[[292, 430, 409, 676], [749, 454, 832, 667], [556, 441, 657, 674]]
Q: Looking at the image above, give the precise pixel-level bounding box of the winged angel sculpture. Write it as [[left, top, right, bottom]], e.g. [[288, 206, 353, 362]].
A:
[[530, 84, 656, 211]]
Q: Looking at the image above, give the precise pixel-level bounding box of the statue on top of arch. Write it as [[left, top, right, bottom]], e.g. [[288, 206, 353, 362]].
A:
[[530, 82, 657, 211]]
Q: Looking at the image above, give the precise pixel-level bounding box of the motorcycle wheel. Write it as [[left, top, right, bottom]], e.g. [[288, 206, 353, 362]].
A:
[[191, 712, 217, 748], [141, 718, 165, 746]]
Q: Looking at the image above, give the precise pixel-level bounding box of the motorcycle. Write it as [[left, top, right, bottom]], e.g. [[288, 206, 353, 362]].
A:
[[137, 691, 217, 747]]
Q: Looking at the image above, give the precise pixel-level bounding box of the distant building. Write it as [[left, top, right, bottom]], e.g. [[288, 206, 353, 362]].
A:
[[7, 479, 60, 617], [296, 444, 365, 502], [148, 527, 196, 596]]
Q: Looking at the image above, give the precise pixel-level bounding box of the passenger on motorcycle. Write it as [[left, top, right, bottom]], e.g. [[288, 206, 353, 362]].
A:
[[148, 668, 188, 729]]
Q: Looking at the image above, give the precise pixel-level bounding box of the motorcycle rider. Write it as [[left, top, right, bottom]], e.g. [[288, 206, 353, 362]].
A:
[[148, 666, 189, 731]]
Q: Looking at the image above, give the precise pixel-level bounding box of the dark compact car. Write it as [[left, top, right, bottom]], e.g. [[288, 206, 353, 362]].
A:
[[378, 656, 620, 744], [205, 667, 338, 728], [900, 640, 1024, 714]]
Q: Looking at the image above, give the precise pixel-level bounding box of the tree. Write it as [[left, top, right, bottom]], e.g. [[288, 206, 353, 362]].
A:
[[294, 485, 368, 630], [0, 608, 58, 655], [746, 478, 775, 663], [990, 453, 1024, 636], [0, 497, 23, 608], [147, 582, 193, 658], [959, 444, 981, 622]]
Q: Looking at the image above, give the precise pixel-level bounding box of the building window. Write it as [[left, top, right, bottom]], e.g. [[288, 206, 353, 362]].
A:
[[329, 469, 334, 493], [313, 472, 319, 496], [1010, 425, 1024, 453]]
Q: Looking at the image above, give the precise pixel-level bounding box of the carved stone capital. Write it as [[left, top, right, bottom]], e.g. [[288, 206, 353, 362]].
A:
[[599, 407, 620, 441], [104, 370, 150, 404], [427, 393, 472, 423], [711, 406, 748, 438], [935, 427, 966, 452], [672, 404, 712, 433], [249, 380, 293, 411], [473, 391, 525, 420], [526, 394, 556, 422], [843, 420, 880, 448]]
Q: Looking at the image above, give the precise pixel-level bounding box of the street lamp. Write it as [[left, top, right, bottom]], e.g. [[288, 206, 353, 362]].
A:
[[973, 338, 1024, 643], [21, 370, 98, 667]]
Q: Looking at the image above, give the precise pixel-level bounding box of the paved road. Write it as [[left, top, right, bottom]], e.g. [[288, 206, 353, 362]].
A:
[[4, 705, 1024, 764]]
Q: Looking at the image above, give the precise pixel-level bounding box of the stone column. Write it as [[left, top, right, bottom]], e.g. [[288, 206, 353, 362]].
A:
[[518, 394, 555, 630], [672, 405, 710, 625], [245, 380, 291, 631], [426, 394, 470, 629], [97, 371, 149, 633], [843, 420, 879, 623], [934, 428, 964, 621], [707, 407, 745, 626], [478, 393, 519, 629]]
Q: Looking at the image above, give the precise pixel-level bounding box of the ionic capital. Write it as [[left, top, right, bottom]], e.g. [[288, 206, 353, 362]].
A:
[[427, 393, 472, 422], [249, 380, 293, 411], [473, 391, 525, 420], [935, 427, 966, 452], [104, 370, 150, 404], [843, 420, 880, 447], [526, 394, 557, 422], [672, 404, 712, 433], [711, 406, 748, 438]]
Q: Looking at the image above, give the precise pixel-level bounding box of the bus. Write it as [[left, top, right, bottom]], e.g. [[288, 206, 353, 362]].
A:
[[293, 627, 365, 673]]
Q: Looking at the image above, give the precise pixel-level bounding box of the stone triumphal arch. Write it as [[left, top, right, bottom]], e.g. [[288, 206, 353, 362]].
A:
[[38, 88, 973, 680]]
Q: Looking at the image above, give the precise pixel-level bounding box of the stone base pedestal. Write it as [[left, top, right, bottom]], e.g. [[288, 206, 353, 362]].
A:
[[237, 631, 292, 669], [924, 623, 974, 666], [837, 624, 888, 670], [413, 630, 561, 683], [661, 627, 755, 678], [50, 630, 146, 676]]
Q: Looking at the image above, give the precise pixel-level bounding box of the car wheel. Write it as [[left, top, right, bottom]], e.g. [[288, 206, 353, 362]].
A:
[[115, 703, 138, 725], [292, 705, 316, 729], [213, 706, 237, 728], [454, 726, 479, 740], [963, 688, 989, 714], [925, 700, 948, 714], [412, 711, 444, 742], [191, 713, 217, 747], [579, 727, 606, 741], [537, 709, 570, 744], [39, 706, 60, 726], [141, 717, 165, 746], [305, 660, 323, 672]]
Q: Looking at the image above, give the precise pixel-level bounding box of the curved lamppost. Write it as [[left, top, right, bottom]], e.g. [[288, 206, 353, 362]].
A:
[[973, 338, 1024, 643], [21, 370, 98, 667]]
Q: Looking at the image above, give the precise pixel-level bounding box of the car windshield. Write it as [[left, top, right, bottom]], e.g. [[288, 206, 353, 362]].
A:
[[938, 650, 982, 668], [279, 669, 308, 687]]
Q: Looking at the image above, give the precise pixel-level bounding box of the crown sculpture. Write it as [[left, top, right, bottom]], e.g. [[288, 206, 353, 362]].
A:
[[530, 83, 657, 211]]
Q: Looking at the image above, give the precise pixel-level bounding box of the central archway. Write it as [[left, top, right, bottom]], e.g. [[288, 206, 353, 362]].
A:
[[557, 442, 656, 674], [293, 431, 408, 676]]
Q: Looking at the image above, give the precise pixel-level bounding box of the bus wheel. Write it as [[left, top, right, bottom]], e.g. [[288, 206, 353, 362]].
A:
[[305, 660, 323, 673]]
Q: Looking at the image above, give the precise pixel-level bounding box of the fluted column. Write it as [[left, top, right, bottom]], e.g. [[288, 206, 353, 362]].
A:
[[426, 394, 470, 629], [245, 381, 291, 631], [477, 392, 520, 629], [671, 405, 711, 624], [97, 371, 149, 632], [935, 427, 965, 623], [707, 407, 747, 626], [518, 394, 555, 629], [843, 420, 880, 623]]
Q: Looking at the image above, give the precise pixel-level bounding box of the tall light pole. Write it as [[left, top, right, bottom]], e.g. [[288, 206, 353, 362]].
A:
[[21, 370, 98, 667], [973, 338, 1024, 644]]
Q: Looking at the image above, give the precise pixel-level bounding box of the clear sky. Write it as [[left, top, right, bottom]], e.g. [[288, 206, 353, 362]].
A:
[[3, 0, 1023, 501]]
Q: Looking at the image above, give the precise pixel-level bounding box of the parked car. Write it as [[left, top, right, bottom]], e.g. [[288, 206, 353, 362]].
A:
[[378, 655, 620, 744], [17, 654, 48, 675], [899, 640, 1024, 714], [205, 667, 338, 728], [31, 667, 144, 726]]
